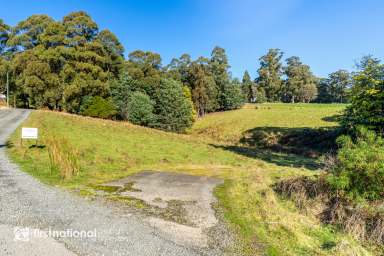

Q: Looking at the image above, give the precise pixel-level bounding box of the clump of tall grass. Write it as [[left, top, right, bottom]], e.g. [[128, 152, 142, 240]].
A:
[[275, 176, 384, 245], [45, 135, 81, 179]]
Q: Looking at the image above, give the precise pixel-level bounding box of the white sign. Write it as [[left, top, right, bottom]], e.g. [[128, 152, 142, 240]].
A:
[[21, 128, 38, 139]]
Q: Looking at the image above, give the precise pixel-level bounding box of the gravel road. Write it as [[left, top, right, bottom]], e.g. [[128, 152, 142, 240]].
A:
[[0, 109, 221, 256]]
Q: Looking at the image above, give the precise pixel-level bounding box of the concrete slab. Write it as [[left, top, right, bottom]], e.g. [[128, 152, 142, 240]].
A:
[[103, 171, 224, 249], [104, 171, 223, 228]]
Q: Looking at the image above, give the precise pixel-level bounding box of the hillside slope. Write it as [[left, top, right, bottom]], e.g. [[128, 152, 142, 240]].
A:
[[7, 104, 376, 255], [192, 103, 344, 144]]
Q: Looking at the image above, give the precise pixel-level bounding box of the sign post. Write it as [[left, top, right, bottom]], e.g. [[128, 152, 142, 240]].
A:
[[21, 127, 38, 146], [6, 71, 9, 108]]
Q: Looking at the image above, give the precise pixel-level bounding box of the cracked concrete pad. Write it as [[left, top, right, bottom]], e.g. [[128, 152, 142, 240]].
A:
[[146, 217, 208, 248], [104, 171, 224, 249], [104, 171, 223, 227]]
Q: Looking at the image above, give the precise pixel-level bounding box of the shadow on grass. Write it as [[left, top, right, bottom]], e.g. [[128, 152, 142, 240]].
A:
[[29, 144, 46, 149], [211, 144, 321, 170], [211, 126, 342, 170], [0, 141, 45, 149], [322, 114, 342, 123], [0, 141, 14, 149]]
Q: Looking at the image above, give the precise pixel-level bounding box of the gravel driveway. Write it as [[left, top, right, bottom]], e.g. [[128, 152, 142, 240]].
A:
[[0, 109, 223, 256]]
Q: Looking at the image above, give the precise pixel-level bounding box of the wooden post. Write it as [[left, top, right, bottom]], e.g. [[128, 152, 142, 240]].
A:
[[6, 71, 9, 108]]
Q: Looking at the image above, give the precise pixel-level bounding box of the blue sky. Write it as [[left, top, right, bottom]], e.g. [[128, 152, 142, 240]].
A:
[[2, 0, 383, 79]]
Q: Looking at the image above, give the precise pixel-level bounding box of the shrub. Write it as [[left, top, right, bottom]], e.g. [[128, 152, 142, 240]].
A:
[[151, 78, 193, 132], [112, 74, 194, 132], [341, 56, 384, 135], [126, 91, 154, 126], [255, 87, 267, 103], [80, 96, 117, 119], [326, 127, 384, 200], [220, 79, 245, 110], [111, 74, 145, 119], [182, 86, 197, 123]]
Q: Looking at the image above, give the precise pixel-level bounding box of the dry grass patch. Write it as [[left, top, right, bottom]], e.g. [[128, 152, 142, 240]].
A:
[[275, 176, 384, 251]]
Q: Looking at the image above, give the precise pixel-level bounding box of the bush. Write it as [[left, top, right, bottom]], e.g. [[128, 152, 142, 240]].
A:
[[126, 91, 154, 126], [220, 79, 245, 110], [151, 78, 194, 132], [255, 87, 267, 103], [112, 74, 194, 132], [341, 57, 384, 135], [80, 96, 117, 119], [326, 127, 384, 200], [111, 74, 143, 120]]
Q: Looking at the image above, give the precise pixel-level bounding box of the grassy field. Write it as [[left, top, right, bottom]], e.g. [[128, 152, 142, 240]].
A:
[[191, 103, 344, 144], [7, 103, 377, 255]]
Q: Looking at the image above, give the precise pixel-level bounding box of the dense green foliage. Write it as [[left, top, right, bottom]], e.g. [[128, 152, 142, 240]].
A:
[[220, 78, 245, 110], [150, 78, 194, 132], [241, 71, 255, 102], [247, 50, 319, 103], [283, 56, 317, 103], [0, 12, 245, 133], [327, 127, 384, 200], [6, 12, 123, 111], [342, 57, 384, 134], [126, 91, 154, 126], [316, 70, 351, 103], [257, 49, 284, 102], [166, 47, 245, 115], [0, 12, 359, 133], [327, 57, 384, 201], [319, 56, 384, 202], [111, 73, 193, 132], [80, 96, 117, 119]]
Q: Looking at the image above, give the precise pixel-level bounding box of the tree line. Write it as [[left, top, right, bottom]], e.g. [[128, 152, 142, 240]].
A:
[[241, 48, 352, 104], [0, 11, 351, 132]]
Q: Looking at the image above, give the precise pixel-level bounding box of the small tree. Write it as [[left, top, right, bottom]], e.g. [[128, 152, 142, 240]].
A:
[[111, 73, 140, 119], [342, 56, 384, 135], [151, 78, 193, 132], [328, 70, 351, 103], [257, 49, 284, 102], [283, 56, 317, 103], [242, 70, 255, 102], [327, 127, 384, 200], [186, 62, 218, 116], [80, 96, 117, 119], [221, 79, 245, 110], [126, 91, 154, 126], [254, 84, 267, 103]]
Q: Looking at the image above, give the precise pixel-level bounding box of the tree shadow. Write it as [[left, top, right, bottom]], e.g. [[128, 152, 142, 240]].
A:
[[211, 144, 321, 170], [0, 141, 45, 149], [322, 114, 342, 123], [0, 141, 14, 149], [29, 144, 46, 149], [211, 126, 341, 171]]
